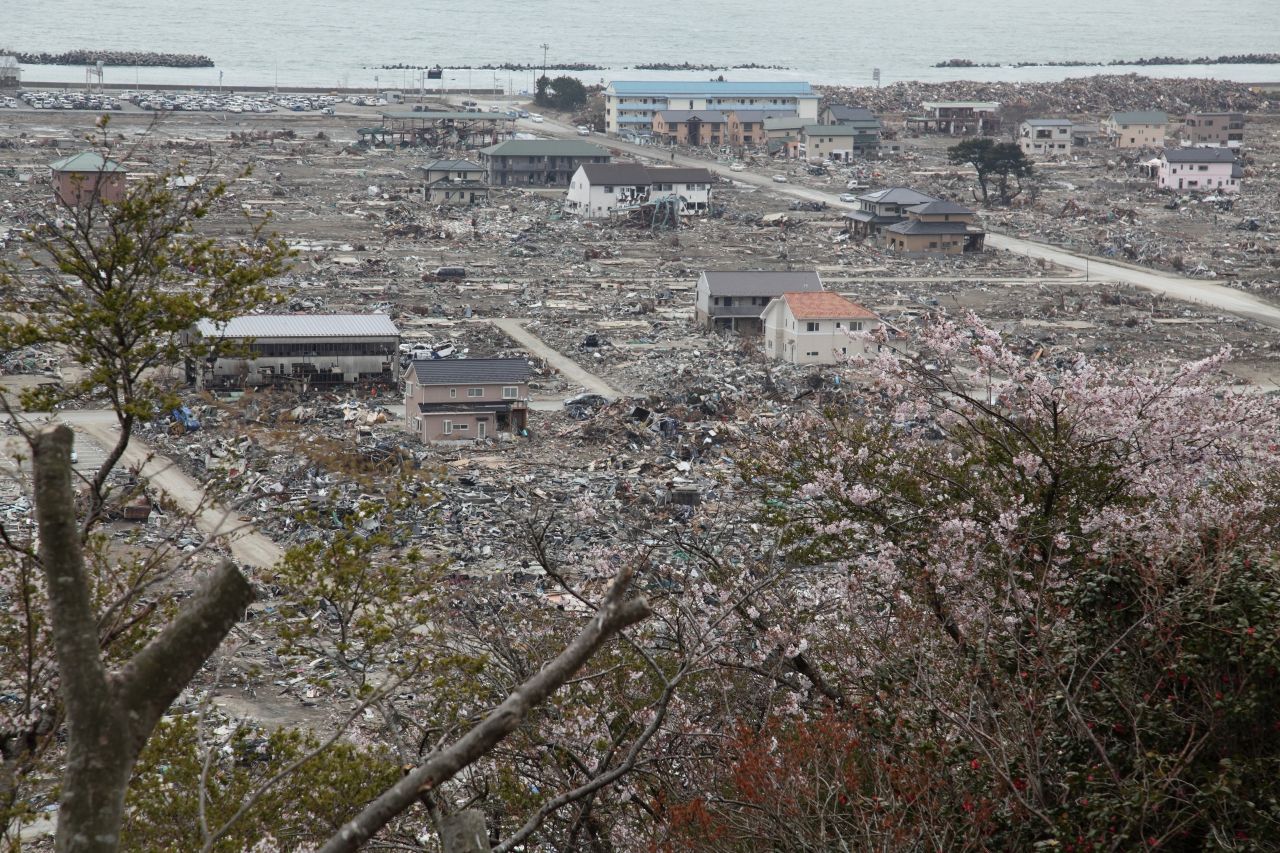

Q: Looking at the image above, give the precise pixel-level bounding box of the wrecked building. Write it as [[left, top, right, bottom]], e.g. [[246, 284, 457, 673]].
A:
[[479, 139, 611, 187], [906, 101, 1000, 135], [194, 314, 400, 390], [563, 163, 713, 219], [1019, 118, 1073, 157]]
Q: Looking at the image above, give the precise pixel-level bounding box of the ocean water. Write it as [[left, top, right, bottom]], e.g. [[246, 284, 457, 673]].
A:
[[5, 0, 1280, 90]]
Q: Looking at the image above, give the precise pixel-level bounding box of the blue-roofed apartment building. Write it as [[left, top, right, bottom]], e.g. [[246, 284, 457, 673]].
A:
[[604, 81, 818, 138]]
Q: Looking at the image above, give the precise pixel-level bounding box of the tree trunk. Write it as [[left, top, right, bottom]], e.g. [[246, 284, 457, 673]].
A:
[[33, 425, 254, 853], [441, 809, 491, 853]]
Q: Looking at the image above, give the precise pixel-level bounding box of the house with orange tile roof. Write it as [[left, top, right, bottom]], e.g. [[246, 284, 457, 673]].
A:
[[762, 291, 881, 365]]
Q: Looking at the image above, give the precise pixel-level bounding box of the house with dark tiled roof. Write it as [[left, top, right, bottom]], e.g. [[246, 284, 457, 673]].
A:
[[762, 291, 881, 365], [404, 357, 531, 442], [882, 199, 985, 255], [842, 186, 940, 237], [694, 270, 824, 333]]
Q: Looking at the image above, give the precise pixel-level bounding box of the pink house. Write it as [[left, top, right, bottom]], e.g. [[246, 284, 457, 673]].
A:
[[404, 358, 530, 443], [1158, 148, 1241, 194], [50, 151, 126, 207]]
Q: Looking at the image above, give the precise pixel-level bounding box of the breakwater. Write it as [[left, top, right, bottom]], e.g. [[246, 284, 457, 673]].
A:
[[936, 53, 1280, 69], [4, 49, 213, 68]]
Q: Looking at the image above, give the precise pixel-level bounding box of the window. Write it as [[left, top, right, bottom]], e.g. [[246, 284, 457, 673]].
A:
[[502, 386, 519, 399], [604, 185, 614, 194], [449, 388, 457, 398], [805, 351, 819, 357], [453, 423, 468, 431], [805, 321, 819, 332], [723, 297, 734, 307], [443, 420, 453, 435], [835, 321, 842, 329], [851, 321, 863, 331], [467, 388, 484, 398]]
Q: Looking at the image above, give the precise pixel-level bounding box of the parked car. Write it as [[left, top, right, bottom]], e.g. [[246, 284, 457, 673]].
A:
[[517, 109, 530, 118], [729, 162, 746, 172], [529, 113, 544, 123], [772, 175, 788, 183], [576, 125, 591, 136], [838, 193, 858, 203], [432, 266, 466, 280]]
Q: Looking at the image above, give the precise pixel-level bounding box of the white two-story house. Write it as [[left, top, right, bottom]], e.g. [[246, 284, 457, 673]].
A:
[[762, 292, 881, 365], [1018, 119, 1073, 157], [564, 163, 713, 219]]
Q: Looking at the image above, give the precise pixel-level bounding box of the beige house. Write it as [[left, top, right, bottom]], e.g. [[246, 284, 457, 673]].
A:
[[50, 151, 126, 207], [652, 110, 727, 146], [405, 358, 530, 443], [1103, 111, 1168, 149], [1181, 112, 1245, 148], [800, 125, 880, 161], [882, 200, 984, 256], [762, 291, 881, 365], [725, 109, 795, 148]]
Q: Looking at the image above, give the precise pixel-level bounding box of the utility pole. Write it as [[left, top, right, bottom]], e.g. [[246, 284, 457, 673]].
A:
[[540, 43, 549, 82]]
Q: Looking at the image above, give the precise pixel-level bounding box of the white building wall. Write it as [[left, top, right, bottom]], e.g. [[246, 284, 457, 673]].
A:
[[1158, 161, 1240, 193], [761, 302, 880, 365]]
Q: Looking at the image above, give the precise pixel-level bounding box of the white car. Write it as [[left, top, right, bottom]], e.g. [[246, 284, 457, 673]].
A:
[[531, 116, 544, 123], [772, 175, 788, 183], [576, 125, 591, 135], [839, 193, 858, 203], [729, 162, 746, 172]]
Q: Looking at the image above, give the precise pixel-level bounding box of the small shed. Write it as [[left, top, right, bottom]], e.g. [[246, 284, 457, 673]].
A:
[[50, 152, 127, 207]]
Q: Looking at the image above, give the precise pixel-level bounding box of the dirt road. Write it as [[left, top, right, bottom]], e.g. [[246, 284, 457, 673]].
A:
[[59, 410, 284, 570], [487, 317, 627, 399]]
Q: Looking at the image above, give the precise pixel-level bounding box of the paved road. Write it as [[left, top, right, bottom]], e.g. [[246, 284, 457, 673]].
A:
[[59, 410, 285, 570], [486, 318, 627, 399], [505, 108, 1280, 331]]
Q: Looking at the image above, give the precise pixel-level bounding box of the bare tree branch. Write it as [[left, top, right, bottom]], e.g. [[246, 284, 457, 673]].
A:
[[316, 569, 650, 853]]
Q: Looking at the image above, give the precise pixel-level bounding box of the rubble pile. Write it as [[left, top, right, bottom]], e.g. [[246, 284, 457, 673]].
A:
[[818, 74, 1273, 116]]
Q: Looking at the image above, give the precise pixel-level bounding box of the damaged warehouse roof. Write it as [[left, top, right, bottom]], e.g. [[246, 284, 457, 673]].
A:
[[196, 314, 400, 339]]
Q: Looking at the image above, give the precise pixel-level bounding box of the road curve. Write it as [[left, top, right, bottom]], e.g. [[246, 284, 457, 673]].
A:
[[513, 109, 1280, 331]]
